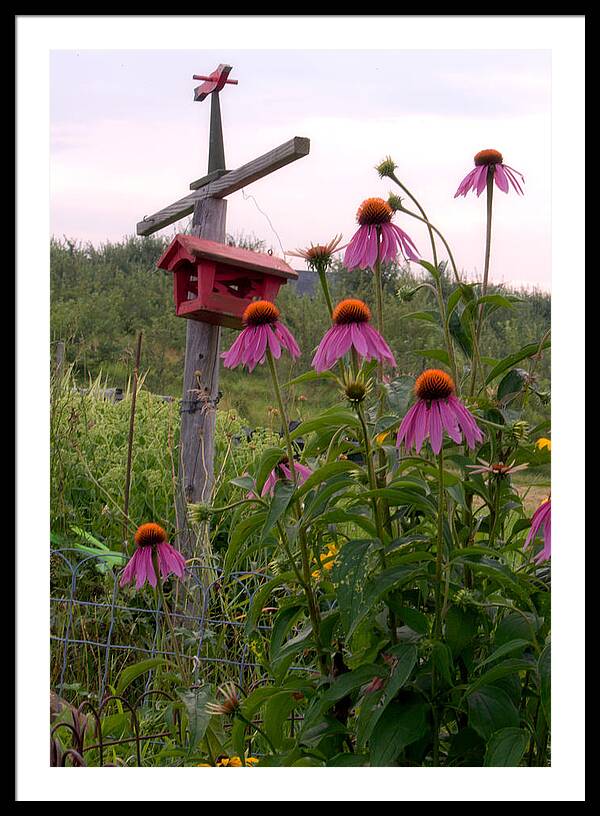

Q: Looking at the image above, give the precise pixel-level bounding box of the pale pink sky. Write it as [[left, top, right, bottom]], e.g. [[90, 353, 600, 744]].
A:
[[50, 49, 551, 290]]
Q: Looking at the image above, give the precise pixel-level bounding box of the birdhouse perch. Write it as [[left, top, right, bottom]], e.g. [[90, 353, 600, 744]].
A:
[[158, 234, 298, 329]]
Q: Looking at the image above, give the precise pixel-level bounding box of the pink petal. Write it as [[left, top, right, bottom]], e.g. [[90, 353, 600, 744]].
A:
[[350, 322, 369, 356], [429, 400, 443, 454], [274, 321, 301, 358], [396, 402, 420, 449], [119, 550, 140, 587], [493, 164, 509, 193], [454, 167, 479, 198], [475, 165, 489, 196], [439, 399, 462, 444], [503, 164, 525, 195], [414, 401, 429, 453]]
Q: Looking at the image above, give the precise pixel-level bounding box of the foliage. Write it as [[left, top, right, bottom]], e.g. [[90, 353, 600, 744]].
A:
[[50, 236, 550, 427], [50, 162, 551, 768]]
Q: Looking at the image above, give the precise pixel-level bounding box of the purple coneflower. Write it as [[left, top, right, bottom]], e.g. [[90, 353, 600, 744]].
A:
[[119, 523, 186, 590], [312, 299, 396, 373], [466, 459, 529, 477], [257, 457, 312, 497], [524, 498, 551, 563], [222, 300, 300, 373], [396, 369, 484, 455], [205, 682, 241, 717], [286, 234, 345, 270], [343, 198, 419, 270], [454, 149, 525, 198]]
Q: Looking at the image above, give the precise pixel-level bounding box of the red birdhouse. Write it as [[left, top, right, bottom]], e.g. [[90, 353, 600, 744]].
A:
[[157, 234, 298, 329]]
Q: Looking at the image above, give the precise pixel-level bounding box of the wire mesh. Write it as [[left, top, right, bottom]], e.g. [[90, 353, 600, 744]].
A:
[[50, 547, 287, 702]]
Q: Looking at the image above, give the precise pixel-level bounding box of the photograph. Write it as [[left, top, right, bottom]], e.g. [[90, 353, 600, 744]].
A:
[[15, 14, 585, 802]]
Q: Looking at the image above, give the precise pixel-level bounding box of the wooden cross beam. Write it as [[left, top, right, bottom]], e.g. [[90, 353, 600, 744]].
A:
[[136, 136, 310, 237], [136, 65, 310, 562]]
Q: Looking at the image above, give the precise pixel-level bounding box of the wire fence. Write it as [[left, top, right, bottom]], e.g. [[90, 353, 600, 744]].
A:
[[50, 547, 289, 703]]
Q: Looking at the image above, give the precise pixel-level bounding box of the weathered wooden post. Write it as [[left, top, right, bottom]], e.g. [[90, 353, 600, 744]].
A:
[[136, 64, 310, 560]]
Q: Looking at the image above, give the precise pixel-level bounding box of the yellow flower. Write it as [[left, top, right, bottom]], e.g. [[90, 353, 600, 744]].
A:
[[312, 543, 338, 579], [213, 756, 259, 767], [376, 430, 390, 446], [535, 437, 552, 451]]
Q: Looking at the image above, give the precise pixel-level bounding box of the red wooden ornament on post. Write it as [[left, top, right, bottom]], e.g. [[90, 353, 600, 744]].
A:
[[158, 234, 298, 329]]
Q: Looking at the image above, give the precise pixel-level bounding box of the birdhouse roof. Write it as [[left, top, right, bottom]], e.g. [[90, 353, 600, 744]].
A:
[[157, 234, 298, 280]]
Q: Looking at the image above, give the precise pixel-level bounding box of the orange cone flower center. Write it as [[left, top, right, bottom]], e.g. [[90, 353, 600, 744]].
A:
[[306, 245, 332, 261], [474, 149, 503, 166], [357, 198, 393, 226], [415, 369, 455, 401], [243, 300, 280, 326], [134, 523, 167, 548], [333, 299, 371, 325]]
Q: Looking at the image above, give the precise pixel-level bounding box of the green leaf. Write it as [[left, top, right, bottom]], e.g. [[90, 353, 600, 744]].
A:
[[263, 691, 301, 751], [269, 604, 305, 665], [369, 700, 429, 766], [484, 727, 529, 766], [497, 368, 528, 403], [401, 310, 440, 325], [229, 475, 255, 491], [484, 339, 551, 385], [538, 642, 551, 725], [332, 538, 374, 635], [416, 259, 440, 280], [446, 286, 463, 318], [394, 606, 430, 636], [467, 685, 520, 740], [349, 565, 425, 638], [254, 446, 286, 495], [358, 645, 418, 746], [327, 753, 369, 767], [416, 348, 450, 366], [431, 641, 455, 687], [285, 369, 337, 387], [477, 293, 521, 309], [223, 511, 267, 575], [290, 409, 359, 439], [468, 658, 534, 695], [296, 460, 362, 498], [449, 308, 473, 359], [494, 612, 538, 647], [475, 639, 530, 670], [305, 664, 385, 729], [244, 572, 296, 636], [447, 727, 485, 766], [316, 510, 378, 539], [115, 657, 166, 696], [261, 480, 295, 542], [179, 685, 213, 750], [70, 526, 108, 549]]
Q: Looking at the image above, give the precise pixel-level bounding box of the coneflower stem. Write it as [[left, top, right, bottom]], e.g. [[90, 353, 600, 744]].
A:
[[373, 233, 386, 397], [356, 403, 397, 644], [394, 203, 461, 392], [152, 549, 190, 686], [431, 448, 446, 767], [265, 348, 297, 483], [470, 171, 494, 396], [236, 712, 277, 755], [389, 172, 438, 265], [434, 449, 446, 640], [317, 266, 334, 318], [489, 477, 502, 548], [265, 347, 328, 675]]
